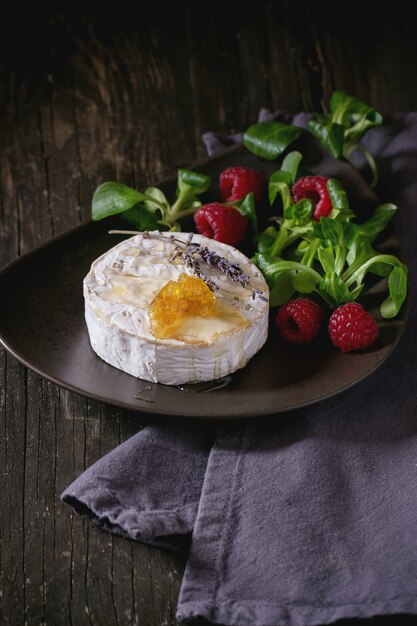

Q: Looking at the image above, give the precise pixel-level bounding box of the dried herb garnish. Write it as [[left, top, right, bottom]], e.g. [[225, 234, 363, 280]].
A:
[[109, 230, 268, 302]]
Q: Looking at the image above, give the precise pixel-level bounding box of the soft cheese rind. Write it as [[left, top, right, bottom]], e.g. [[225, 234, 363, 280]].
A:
[[84, 231, 269, 385]]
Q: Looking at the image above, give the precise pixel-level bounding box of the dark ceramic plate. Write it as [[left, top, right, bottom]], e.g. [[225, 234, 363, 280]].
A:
[[0, 141, 408, 418]]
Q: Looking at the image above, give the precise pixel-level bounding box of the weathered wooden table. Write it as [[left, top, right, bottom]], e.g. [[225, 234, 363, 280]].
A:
[[1, 5, 417, 625]]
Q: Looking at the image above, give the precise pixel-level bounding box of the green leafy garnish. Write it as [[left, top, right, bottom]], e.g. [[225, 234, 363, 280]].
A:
[[243, 122, 303, 160], [253, 151, 407, 319], [92, 169, 211, 231], [280, 150, 303, 183], [236, 192, 259, 233], [308, 91, 383, 187], [326, 179, 355, 220], [268, 169, 293, 207], [92, 183, 157, 221], [241, 93, 381, 187], [308, 118, 345, 159]]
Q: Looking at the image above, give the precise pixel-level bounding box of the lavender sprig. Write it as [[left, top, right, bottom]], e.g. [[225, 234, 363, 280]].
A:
[[171, 234, 268, 301], [109, 230, 268, 301]]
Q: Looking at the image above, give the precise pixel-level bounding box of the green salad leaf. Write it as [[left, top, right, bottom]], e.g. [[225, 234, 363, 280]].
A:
[[92, 182, 158, 221], [280, 150, 303, 182], [308, 119, 345, 159], [268, 169, 293, 207], [122, 204, 161, 231], [91, 169, 211, 232], [252, 149, 407, 319], [236, 192, 258, 233], [329, 91, 382, 143], [243, 122, 303, 160], [308, 91, 383, 187]]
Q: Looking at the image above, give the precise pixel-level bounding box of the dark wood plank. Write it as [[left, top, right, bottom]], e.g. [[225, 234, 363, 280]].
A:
[[0, 357, 27, 625], [266, 2, 322, 113]]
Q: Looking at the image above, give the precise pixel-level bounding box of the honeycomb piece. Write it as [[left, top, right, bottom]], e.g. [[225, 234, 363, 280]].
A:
[[149, 273, 216, 339]]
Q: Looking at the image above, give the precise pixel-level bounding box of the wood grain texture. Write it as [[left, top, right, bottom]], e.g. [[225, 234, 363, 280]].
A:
[[1, 4, 417, 624]]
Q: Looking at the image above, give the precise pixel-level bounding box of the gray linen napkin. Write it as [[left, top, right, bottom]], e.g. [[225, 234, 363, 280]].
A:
[[62, 113, 417, 626]]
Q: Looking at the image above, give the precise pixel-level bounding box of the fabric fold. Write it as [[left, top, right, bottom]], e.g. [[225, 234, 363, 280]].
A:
[[177, 393, 417, 623], [62, 420, 214, 554]]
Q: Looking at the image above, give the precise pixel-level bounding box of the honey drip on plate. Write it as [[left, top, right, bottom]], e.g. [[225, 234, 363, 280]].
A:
[[177, 376, 232, 393]]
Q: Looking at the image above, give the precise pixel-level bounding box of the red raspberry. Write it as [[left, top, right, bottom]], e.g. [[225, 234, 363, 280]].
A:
[[328, 302, 379, 352], [219, 166, 267, 203], [194, 202, 249, 247], [292, 176, 332, 220], [276, 299, 323, 344]]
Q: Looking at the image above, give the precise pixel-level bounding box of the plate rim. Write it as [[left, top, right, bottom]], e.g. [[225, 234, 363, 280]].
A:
[[0, 320, 408, 419]]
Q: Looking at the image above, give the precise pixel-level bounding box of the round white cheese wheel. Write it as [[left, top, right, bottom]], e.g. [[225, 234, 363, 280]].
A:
[[84, 231, 269, 385]]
